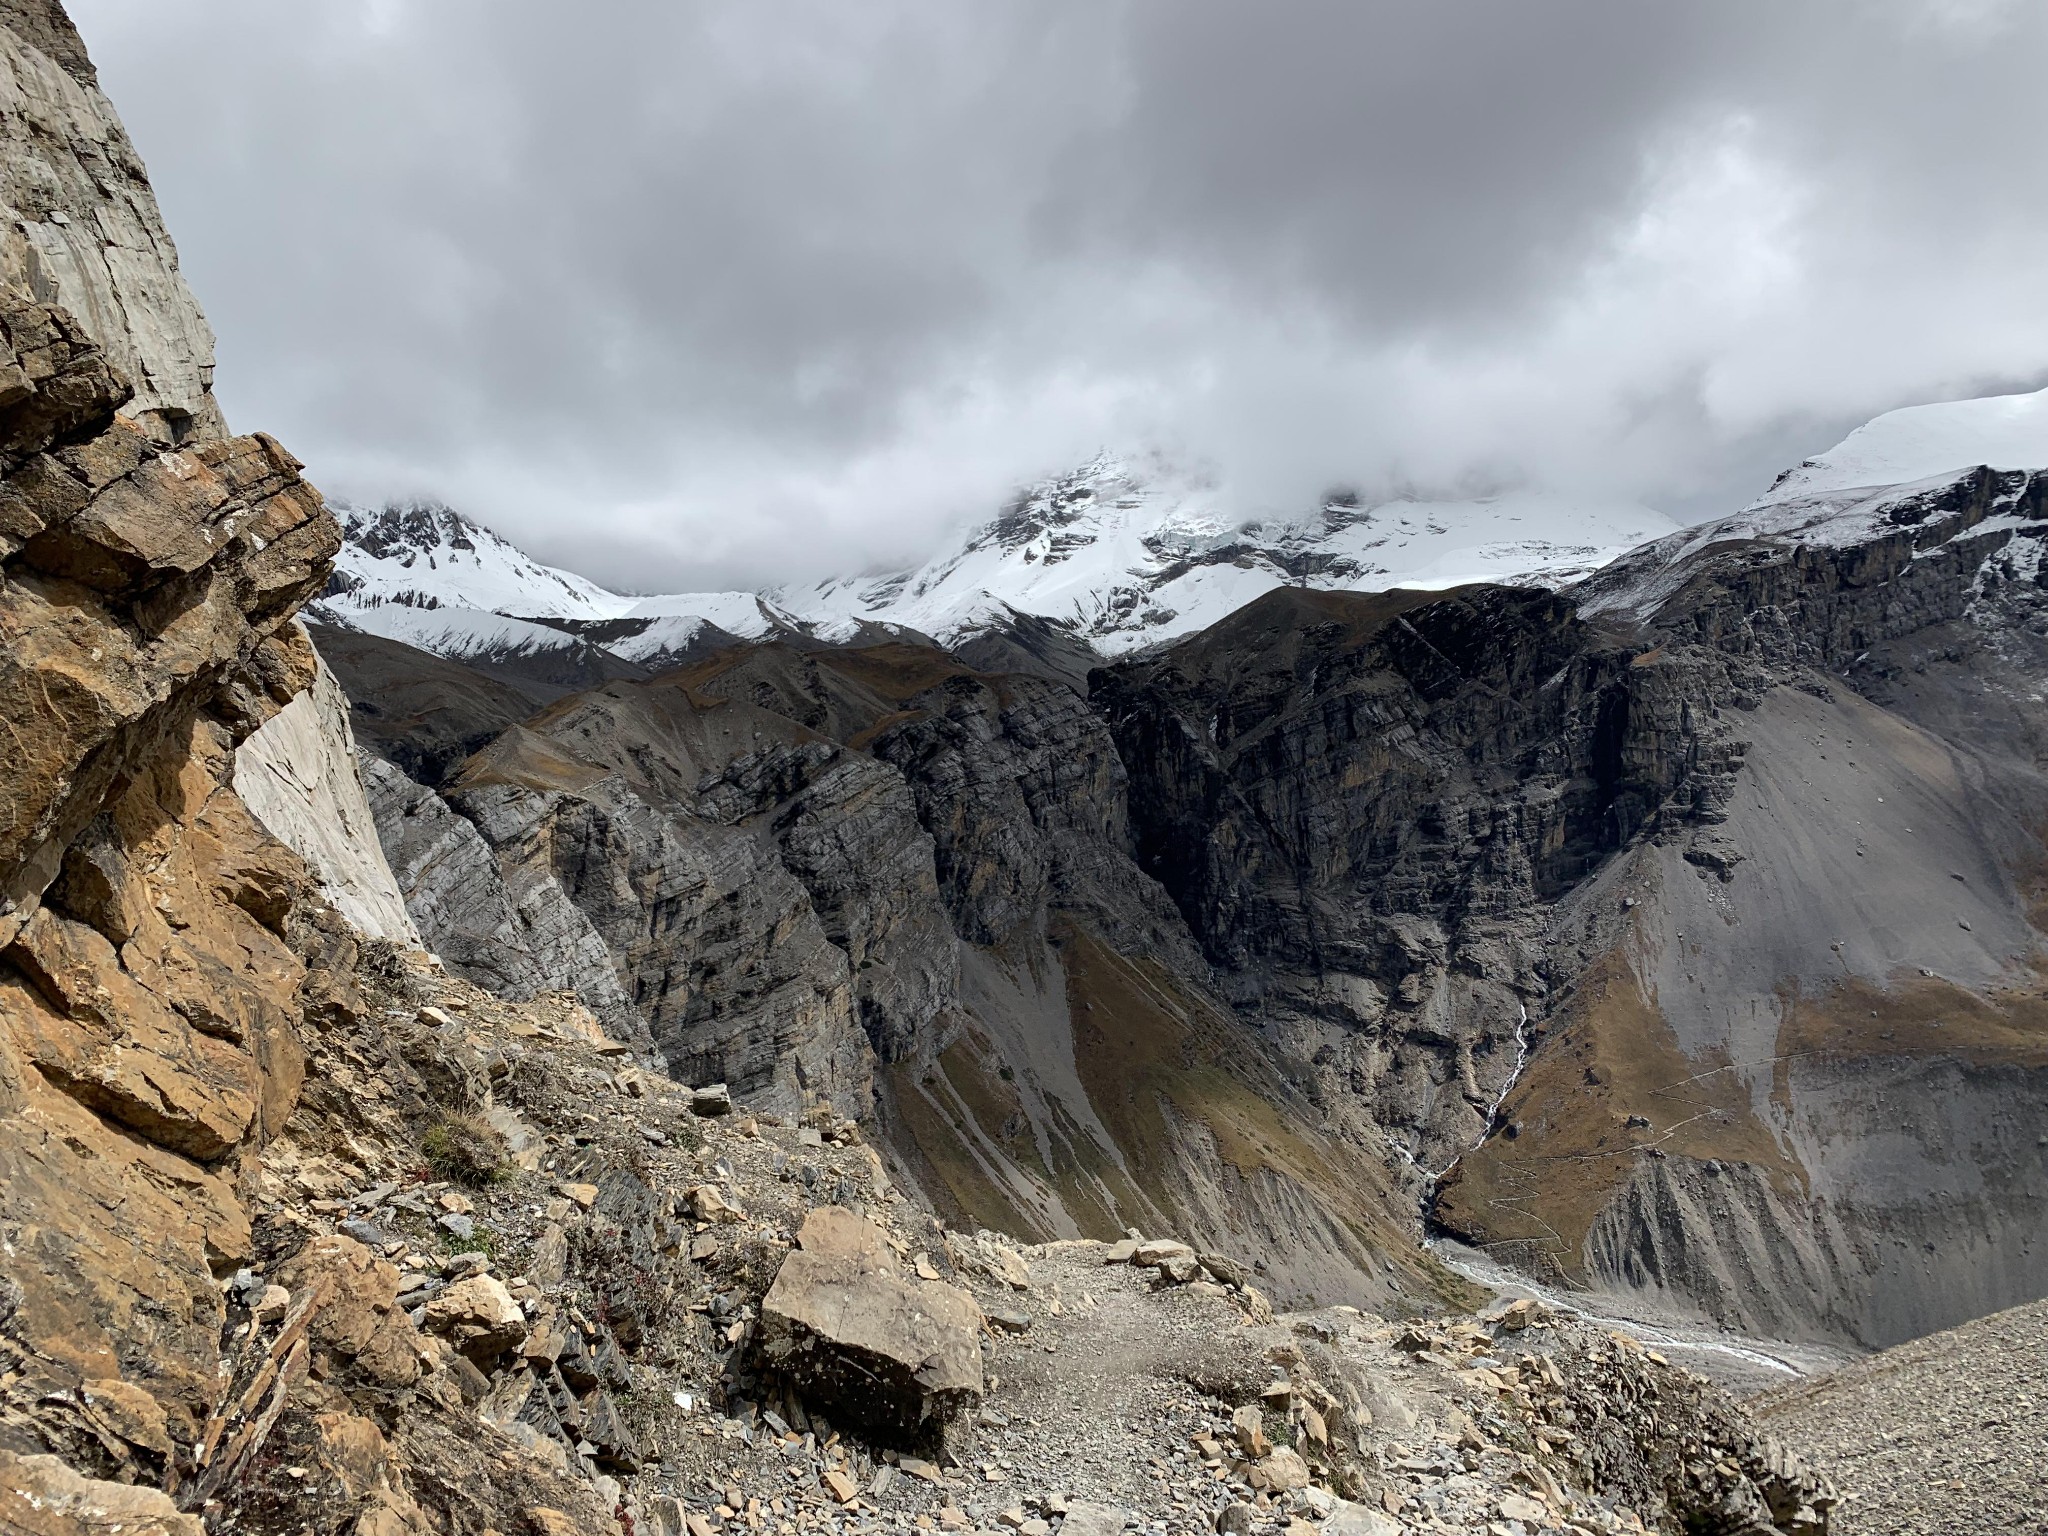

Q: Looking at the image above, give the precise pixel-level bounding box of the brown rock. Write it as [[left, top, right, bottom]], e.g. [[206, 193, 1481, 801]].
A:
[[0, 1449, 203, 1535], [279, 1236, 422, 1388], [1257, 1447, 1310, 1492], [421, 1274, 528, 1364], [1131, 1239, 1194, 1267], [754, 1206, 983, 1445]]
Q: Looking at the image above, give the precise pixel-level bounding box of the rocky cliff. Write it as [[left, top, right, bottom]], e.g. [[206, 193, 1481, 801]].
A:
[[326, 632, 1461, 1315], [0, 7, 616, 1528], [331, 448, 2048, 1355]]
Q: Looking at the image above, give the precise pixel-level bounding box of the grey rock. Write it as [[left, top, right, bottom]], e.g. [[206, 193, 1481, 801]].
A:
[[691, 1083, 733, 1117], [1057, 1504, 1134, 1536], [753, 1207, 983, 1444]]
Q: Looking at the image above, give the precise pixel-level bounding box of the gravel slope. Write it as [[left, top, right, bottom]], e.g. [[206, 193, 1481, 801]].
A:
[[1754, 1296, 2048, 1535]]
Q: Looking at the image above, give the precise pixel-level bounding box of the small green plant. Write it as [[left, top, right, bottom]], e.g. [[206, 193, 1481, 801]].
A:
[[439, 1224, 498, 1262], [420, 1111, 510, 1189]]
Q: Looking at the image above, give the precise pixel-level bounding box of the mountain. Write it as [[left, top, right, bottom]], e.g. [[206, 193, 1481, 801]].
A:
[[6, 1, 2047, 1529], [1756, 382, 2048, 506], [311, 458, 1679, 685], [320, 499, 636, 620], [316, 380, 2048, 1369], [780, 453, 1678, 654]]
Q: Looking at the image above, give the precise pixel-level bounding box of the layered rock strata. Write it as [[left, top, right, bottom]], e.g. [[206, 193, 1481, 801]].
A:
[[330, 635, 1456, 1314]]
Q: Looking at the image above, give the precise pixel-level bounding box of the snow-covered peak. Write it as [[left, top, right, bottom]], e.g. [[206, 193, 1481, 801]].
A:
[[775, 459, 1677, 655], [1757, 384, 2048, 507], [322, 500, 639, 623], [1580, 387, 2048, 624]]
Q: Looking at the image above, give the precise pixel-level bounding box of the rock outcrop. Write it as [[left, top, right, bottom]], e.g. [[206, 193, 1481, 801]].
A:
[[233, 631, 422, 946], [755, 1206, 984, 1448], [0, 2, 222, 444], [0, 287, 342, 1486]]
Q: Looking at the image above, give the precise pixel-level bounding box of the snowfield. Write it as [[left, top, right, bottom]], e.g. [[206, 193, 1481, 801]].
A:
[[1757, 384, 2048, 507]]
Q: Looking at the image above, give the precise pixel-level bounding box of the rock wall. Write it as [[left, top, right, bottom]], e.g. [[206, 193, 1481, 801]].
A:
[[0, 290, 351, 1481], [0, 2, 223, 444], [332, 636, 1462, 1312], [233, 630, 422, 946]]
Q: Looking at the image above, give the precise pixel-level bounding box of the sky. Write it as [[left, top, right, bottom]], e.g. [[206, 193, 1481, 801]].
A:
[[69, 0, 2048, 594]]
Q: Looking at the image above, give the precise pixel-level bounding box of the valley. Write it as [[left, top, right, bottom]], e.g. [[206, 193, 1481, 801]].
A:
[[2, 2, 2046, 1532], [306, 388, 2048, 1360]]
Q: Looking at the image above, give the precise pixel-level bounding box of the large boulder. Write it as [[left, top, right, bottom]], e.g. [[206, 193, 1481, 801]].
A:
[[755, 1206, 982, 1446]]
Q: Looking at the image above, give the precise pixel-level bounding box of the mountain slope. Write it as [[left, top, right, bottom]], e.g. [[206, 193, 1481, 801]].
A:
[[320, 499, 635, 620], [321, 382, 2048, 1358], [1757, 382, 2048, 506]]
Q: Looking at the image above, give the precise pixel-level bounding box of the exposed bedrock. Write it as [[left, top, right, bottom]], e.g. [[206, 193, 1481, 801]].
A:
[[1093, 585, 1749, 1173], [335, 637, 1455, 1310], [0, 221, 359, 1473], [1579, 1054, 2048, 1349], [1434, 488, 2048, 1343]]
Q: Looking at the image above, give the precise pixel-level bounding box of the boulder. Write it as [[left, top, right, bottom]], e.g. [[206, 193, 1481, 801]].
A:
[[1198, 1252, 1251, 1288], [1322, 1503, 1402, 1536], [754, 1206, 983, 1446], [1131, 1239, 1194, 1267], [1256, 1446, 1310, 1492], [420, 1274, 528, 1363], [1058, 1504, 1134, 1536], [1150, 1253, 1202, 1287], [691, 1083, 734, 1116]]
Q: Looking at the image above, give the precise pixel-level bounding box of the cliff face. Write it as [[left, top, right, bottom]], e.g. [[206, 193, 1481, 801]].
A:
[[337, 458, 2048, 1347], [0, 16, 661, 1531], [1429, 473, 2048, 1347], [0, 2, 221, 444], [330, 633, 1462, 1313], [0, 231, 343, 1491]]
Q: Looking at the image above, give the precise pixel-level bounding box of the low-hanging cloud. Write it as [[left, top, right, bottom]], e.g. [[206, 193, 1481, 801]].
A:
[[68, 0, 2048, 592]]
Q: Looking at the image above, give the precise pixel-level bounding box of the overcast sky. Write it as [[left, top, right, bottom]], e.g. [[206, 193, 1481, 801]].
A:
[[69, 0, 2048, 593]]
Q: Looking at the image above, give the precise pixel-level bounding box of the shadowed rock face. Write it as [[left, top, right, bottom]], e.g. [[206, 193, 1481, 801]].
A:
[[1092, 584, 1739, 1175], [334, 635, 1456, 1313]]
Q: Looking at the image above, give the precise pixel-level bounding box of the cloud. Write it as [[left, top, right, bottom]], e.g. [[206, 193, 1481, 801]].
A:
[[67, 0, 2048, 590]]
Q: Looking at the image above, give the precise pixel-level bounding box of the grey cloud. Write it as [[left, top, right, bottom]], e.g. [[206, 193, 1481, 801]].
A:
[[66, 0, 2048, 592]]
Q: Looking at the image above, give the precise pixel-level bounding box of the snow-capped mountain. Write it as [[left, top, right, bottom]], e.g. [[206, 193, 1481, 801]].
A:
[[1582, 383, 2048, 623], [1756, 383, 2048, 508], [776, 455, 1677, 654], [311, 500, 798, 674], [317, 386, 2048, 683], [319, 500, 635, 622], [313, 465, 1681, 676]]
